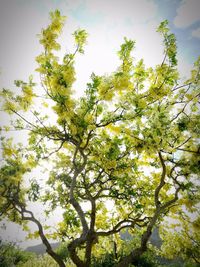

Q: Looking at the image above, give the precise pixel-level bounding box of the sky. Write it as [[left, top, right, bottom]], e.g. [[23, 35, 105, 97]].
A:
[[0, 0, 200, 248]]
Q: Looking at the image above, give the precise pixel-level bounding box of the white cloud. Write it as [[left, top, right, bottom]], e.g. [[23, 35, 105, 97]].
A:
[[192, 27, 200, 38], [85, 0, 158, 25], [177, 53, 193, 78], [174, 0, 200, 28]]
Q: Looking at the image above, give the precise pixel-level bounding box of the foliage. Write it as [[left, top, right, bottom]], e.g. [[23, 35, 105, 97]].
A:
[[91, 253, 116, 267], [0, 240, 34, 267], [91, 250, 159, 267], [134, 251, 159, 267], [0, 10, 200, 267], [18, 253, 60, 267], [55, 242, 70, 261]]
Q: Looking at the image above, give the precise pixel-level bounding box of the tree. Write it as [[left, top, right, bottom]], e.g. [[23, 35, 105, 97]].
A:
[[0, 10, 199, 267]]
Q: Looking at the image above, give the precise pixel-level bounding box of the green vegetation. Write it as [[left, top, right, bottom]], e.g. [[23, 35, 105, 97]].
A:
[[0, 240, 34, 267], [0, 239, 199, 266], [0, 10, 199, 267]]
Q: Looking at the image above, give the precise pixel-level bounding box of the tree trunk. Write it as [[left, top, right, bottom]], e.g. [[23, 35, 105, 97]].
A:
[[116, 210, 160, 267]]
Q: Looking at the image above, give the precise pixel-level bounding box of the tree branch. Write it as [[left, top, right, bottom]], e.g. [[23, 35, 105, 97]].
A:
[[154, 151, 166, 207]]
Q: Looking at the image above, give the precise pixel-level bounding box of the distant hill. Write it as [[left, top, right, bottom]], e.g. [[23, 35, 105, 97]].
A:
[[26, 242, 60, 255], [150, 227, 162, 248], [120, 227, 162, 248]]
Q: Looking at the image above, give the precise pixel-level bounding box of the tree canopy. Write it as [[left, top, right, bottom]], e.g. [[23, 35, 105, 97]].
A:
[[0, 10, 200, 267]]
